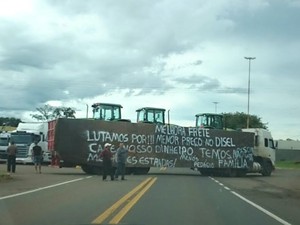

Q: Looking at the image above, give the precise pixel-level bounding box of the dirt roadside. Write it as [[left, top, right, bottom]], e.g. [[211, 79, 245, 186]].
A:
[[216, 168, 300, 199]]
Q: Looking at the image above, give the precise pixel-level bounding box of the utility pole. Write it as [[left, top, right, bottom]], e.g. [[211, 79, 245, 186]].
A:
[[86, 104, 89, 118], [244, 57, 256, 128], [213, 102, 219, 113]]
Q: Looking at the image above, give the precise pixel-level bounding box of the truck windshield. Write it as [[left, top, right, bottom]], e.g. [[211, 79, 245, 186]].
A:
[[0, 137, 9, 146], [10, 134, 35, 144]]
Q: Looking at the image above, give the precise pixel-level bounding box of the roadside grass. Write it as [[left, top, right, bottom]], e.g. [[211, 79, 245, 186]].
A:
[[276, 161, 300, 169]]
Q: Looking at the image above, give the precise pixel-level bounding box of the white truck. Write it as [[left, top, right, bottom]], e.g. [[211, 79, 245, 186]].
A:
[[195, 113, 276, 176], [10, 122, 51, 164], [0, 132, 10, 162], [242, 128, 276, 176]]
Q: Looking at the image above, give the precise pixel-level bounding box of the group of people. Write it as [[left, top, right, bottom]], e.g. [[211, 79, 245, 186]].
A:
[[6, 140, 128, 180], [6, 141, 43, 174], [100, 142, 128, 181]]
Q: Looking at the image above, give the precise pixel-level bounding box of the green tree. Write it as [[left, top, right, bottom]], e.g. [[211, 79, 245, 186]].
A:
[[62, 107, 76, 118], [31, 104, 76, 121], [223, 112, 268, 130], [53, 107, 76, 119], [0, 117, 22, 127], [31, 104, 56, 121]]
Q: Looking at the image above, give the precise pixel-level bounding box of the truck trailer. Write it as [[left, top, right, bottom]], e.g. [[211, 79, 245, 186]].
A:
[[50, 118, 254, 176], [49, 104, 275, 177]]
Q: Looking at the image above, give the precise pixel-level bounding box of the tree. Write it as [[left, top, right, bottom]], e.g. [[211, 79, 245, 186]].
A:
[[31, 104, 76, 121], [53, 107, 76, 119], [223, 112, 268, 130], [31, 104, 56, 121], [0, 117, 22, 127], [62, 107, 76, 118]]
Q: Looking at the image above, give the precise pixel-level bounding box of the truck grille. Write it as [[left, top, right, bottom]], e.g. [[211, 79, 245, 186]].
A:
[[16, 145, 29, 158]]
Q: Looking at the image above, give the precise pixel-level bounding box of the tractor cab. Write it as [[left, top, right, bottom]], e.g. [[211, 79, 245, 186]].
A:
[[92, 103, 123, 121], [136, 107, 165, 124], [195, 113, 224, 129]]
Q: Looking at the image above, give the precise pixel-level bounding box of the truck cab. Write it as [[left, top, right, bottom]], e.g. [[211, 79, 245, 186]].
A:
[[0, 132, 10, 162], [195, 113, 224, 129], [10, 122, 50, 164], [195, 113, 276, 176], [136, 107, 166, 124], [242, 128, 276, 176]]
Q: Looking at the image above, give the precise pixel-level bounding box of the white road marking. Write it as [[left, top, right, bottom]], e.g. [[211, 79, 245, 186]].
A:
[[0, 176, 92, 200], [209, 177, 292, 225], [224, 186, 231, 191], [231, 191, 292, 225]]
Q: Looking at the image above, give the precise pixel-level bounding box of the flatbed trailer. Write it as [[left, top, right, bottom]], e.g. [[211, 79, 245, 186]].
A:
[[51, 118, 255, 176]]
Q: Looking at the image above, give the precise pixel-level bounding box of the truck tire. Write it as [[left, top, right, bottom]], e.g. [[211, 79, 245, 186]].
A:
[[81, 165, 103, 175], [261, 161, 272, 176], [228, 169, 237, 177], [199, 169, 212, 176], [236, 169, 247, 177], [132, 167, 150, 175], [125, 167, 134, 175]]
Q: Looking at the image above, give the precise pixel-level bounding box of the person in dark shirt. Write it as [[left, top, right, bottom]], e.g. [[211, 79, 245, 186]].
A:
[[99, 143, 114, 181], [7, 141, 18, 174], [32, 141, 43, 173]]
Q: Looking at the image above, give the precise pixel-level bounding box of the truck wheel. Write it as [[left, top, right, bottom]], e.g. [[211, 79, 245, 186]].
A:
[[199, 169, 212, 176], [133, 167, 150, 175], [261, 161, 272, 176], [236, 169, 247, 177], [81, 165, 92, 174], [228, 169, 237, 177], [125, 167, 134, 175], [81, 165, 102, 175]]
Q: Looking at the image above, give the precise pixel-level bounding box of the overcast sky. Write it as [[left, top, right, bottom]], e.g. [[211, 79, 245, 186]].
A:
[[0, 0, 299, 140]]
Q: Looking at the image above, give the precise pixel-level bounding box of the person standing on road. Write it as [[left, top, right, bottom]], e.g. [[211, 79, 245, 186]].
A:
[[115, 142, 128, 180], [99, 143, 114, 181], [32, 141, 43, 173], [7, 141, 18, 174]]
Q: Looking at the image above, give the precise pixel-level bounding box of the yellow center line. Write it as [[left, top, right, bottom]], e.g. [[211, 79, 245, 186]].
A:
[[91, 177, 155, 224], [109, 177, 157, 224]]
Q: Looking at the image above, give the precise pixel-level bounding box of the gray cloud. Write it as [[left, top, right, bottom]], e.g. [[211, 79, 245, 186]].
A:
[[0, 0, 299, 139], [174, 75, 220, 91], [172, 75, 246, 94]]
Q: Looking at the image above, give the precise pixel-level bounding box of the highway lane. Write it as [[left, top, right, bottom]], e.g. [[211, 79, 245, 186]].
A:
[[0, 165, 151, 225], [215, 169, 300, 225], [120, 168, 292, 225], [0, 165, 298, 225]]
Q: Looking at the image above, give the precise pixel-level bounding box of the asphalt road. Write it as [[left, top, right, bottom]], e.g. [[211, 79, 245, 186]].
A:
[[0, 164, 299, 225]]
